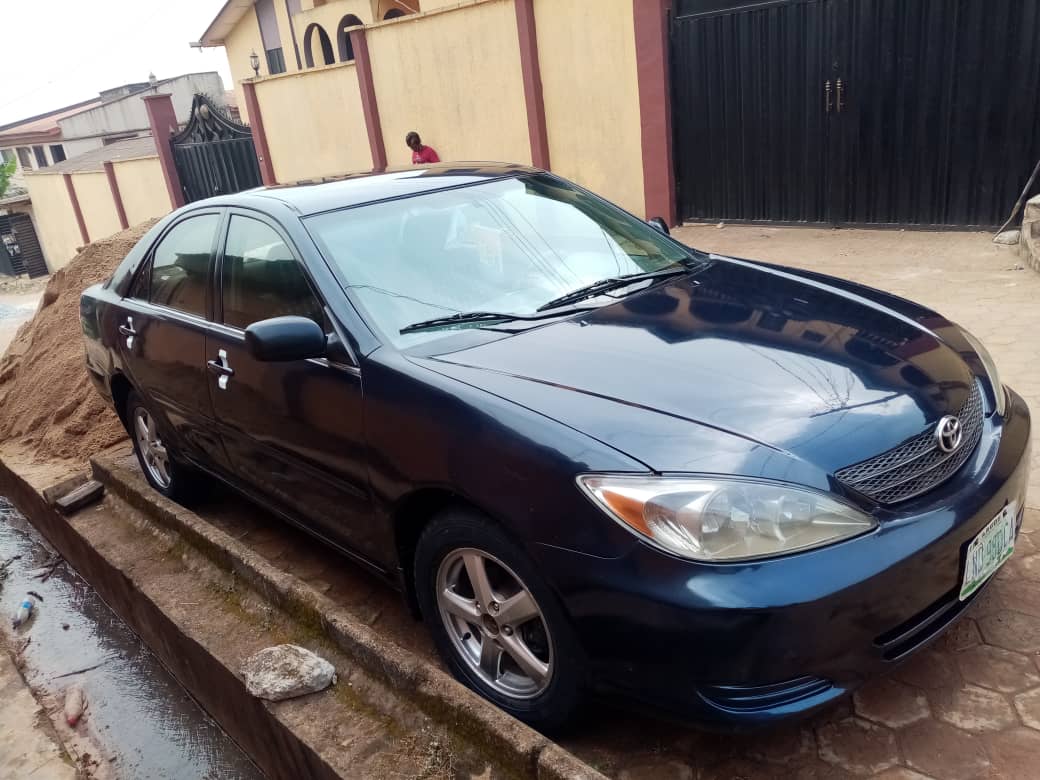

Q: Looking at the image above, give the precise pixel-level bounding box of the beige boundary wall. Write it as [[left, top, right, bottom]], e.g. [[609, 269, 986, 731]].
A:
[[114, 158, 171, 228], [21, 174, 82, 273], [23, 156, 172, 272], [249, 0, 647, 214], [534, 0, 645, 216], [255, 63, 372, 182], [368, 0, 531, 169]]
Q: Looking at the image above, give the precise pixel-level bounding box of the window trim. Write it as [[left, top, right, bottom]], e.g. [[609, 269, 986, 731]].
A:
[[216, 208, 358, 368], [125, 209, 225, 321]]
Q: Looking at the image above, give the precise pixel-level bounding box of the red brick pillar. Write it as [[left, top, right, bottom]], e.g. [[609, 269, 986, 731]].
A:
[[514, 0, 550, 170], [242, 80, 277, 186], [103, 161, 129, 230], [63, 174, 89, 246], [633, 0, 677, 225], [143, 93, 185, 209], [350, 26, 387, 172]]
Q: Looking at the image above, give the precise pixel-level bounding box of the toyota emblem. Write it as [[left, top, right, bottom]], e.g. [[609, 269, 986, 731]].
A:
[[935, 415, 963, 453]]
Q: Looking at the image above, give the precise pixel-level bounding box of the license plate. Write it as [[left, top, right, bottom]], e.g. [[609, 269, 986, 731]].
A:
[[960, 503, 1017, 601]]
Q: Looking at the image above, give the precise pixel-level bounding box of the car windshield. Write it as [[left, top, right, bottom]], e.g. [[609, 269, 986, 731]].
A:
[[304, 174, 694, 346]]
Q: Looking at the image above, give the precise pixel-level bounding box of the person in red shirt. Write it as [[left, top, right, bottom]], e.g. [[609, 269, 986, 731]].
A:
[[407, 131, 440, 165]]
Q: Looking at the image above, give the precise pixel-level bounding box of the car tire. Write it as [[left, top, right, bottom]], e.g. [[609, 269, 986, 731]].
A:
[[415, 507, 584, 732], [126, 390, 198, 502]]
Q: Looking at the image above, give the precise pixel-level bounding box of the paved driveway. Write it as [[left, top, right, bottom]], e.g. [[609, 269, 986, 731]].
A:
[[577, 225, 1040, 779]]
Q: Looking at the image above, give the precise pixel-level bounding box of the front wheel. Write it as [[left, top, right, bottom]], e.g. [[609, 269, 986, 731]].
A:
[[127, 391, 198, 502], [414, 508, 584, 731]]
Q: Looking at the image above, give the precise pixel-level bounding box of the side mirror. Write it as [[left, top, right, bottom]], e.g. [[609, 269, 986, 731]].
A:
[[648, 217, 670, 236], [244, 316, 326, 362]]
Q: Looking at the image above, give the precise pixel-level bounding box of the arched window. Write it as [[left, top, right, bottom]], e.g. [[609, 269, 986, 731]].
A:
[[383, 8, 406, 19], [336, 14, 364, 61], [303, 23, 335, 67]]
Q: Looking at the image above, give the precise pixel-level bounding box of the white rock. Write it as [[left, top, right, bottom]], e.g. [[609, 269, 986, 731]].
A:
[[994, 229, 1021, 245], [241, 644, 336, 701]]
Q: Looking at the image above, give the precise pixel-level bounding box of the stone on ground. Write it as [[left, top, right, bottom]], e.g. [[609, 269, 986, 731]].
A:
[[994, 229, 1021, 245], [241, 644, 336, 701]]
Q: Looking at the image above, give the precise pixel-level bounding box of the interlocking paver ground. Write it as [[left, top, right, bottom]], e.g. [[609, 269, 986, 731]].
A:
[[568, 227, 1040, 778]]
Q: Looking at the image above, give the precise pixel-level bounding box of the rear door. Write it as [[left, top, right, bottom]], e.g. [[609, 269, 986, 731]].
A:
[[203, 210, 377, 561], [116, 210, 228, 467]]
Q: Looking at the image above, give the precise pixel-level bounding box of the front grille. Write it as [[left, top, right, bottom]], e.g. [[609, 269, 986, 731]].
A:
[[835, 383, 984, 504]]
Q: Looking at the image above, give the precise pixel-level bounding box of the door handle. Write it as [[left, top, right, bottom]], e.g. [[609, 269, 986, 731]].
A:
[[207, 349, 234, 390], [119, 316, 136, 348], [836, 78, 845, 113], [824, 80, 832, 114]]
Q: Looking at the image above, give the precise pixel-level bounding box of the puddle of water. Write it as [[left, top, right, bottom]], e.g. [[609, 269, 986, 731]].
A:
[[0, 497, 264, 779]]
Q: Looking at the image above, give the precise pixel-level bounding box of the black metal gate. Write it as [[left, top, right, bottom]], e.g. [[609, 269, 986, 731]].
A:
[[0, 213, 47, 278], [671, 0, 1040, 227], [171, 94, 263, 204]]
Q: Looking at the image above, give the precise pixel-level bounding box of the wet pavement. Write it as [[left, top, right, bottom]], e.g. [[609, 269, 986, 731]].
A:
[[0, 291, 40, 352], [0, 496, 263, 779]]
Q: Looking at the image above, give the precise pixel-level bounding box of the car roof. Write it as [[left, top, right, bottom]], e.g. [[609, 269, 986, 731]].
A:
[[204, 162, 542, 217]]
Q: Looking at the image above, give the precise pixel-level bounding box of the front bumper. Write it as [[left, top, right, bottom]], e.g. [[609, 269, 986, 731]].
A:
[[535, 388, 1031, 728]]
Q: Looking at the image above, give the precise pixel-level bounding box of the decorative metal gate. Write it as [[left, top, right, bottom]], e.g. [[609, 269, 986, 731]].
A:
[[171, 94, 263, 203], [0, 213, 47, 278], [671, 0, 1040, 227]]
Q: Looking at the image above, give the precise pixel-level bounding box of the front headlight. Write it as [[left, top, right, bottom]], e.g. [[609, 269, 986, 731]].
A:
[[960, 328, 1006, 416], [578, 475, 876, 562]]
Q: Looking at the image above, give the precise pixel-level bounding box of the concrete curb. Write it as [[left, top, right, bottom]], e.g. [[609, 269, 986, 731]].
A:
[[0, 454, 341, 779], [89, 455, 607, 780]]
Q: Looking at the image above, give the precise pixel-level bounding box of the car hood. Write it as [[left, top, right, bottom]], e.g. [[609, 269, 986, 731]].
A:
[[421, 258, 977, 476]]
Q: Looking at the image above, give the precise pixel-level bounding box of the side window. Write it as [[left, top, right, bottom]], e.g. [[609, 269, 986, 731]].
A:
[[149, 214, 221, 317], [221, 215, 325, 330]]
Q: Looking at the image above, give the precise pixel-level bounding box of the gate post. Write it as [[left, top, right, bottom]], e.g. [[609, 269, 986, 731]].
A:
[[350, 26, 388, 173], [143, 93, 185, 209], [633, 0, 677, 226], [242, 81, 277, 186]]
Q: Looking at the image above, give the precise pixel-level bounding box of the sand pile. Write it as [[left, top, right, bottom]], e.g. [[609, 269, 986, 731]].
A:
[[0, 221, 156, 462]]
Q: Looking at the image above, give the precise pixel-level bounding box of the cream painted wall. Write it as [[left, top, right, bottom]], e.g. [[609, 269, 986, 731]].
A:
[[22, 174, 83, 271], [225, 10, 265, 124], [368, 0, 530, 167], [294, 0, 372, 67], [256, 64, 373, 181], [113, 157, 171, 226], [534, 0, 645, 216], [73, 172, 122, 242], [413, 0, 456, 10], [273, 0, 302, 72]]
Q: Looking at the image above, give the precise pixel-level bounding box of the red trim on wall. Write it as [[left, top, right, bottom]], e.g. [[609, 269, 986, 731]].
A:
[[350, 27, 387, 172], [632, 0, 677, 225], [514, 0, 550, 170], [242, 81, 277, 186], [63, 173, 90, 246], [142, 94, 185, 209], [103, 161, 130, 230]]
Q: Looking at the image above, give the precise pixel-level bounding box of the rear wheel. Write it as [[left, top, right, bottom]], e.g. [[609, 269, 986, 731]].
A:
[[127, 391, 198, 501], [415, 508, 584, 731]]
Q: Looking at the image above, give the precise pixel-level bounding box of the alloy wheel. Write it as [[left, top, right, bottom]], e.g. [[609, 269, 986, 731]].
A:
[[436, 548, 554, 699], [133, 407, 171, 489]]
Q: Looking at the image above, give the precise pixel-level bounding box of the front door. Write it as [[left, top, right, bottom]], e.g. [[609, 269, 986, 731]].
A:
[[116, 211, 227, 466], [204, 212, 379, 563]]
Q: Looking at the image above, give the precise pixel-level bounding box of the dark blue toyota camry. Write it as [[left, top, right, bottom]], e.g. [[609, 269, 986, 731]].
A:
[[81, 164, 1031, 731]]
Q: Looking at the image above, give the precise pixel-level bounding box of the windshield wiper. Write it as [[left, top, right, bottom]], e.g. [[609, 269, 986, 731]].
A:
[[400, 307, 595, 335], [535, 266, 691, 312]]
